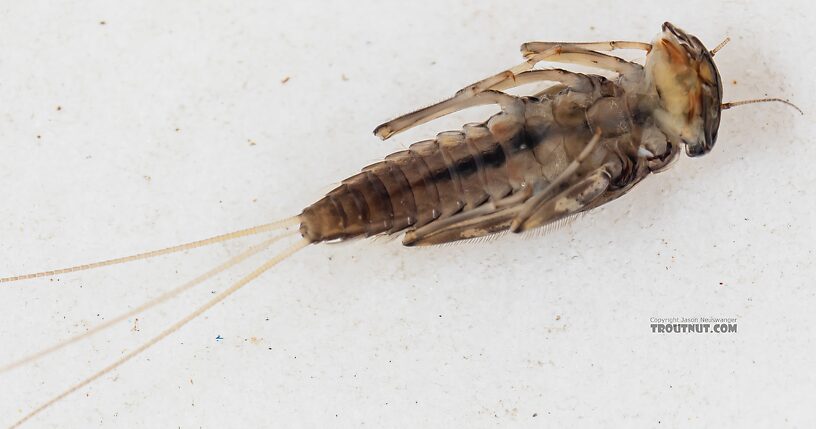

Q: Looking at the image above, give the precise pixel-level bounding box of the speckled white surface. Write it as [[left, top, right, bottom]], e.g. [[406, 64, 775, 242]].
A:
[[1, 1, 814, 428]]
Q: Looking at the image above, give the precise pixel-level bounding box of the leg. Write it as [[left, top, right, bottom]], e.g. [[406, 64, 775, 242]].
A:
[[402, 204, 522, 246], [484, 45, 641, 92], [375, 44, 639, 140], [513, 167, 612, 232], [523, 46, 642, 75], [490, 68, 592, 92], [401, 162, 612, 245], [374, 59, 533, 140], [402, 186, 533, 246], [374, 90, 525, 140], [521, 40, 651, 56], [374, 58, 589, 140], [510, 128, 603, 232]]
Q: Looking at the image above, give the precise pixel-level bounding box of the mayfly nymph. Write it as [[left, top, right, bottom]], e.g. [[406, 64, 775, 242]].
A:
[[305, 24, 719, 245], [1, 21, 800, 428]]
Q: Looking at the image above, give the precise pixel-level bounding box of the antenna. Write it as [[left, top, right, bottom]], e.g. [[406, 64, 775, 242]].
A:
[[721, 98, 803, 115], [709, 37, 731, 56]]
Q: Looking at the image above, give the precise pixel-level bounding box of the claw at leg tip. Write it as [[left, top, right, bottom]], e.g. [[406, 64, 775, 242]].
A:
[[374, 124, 393, 140], [509, 219, 522, 233]]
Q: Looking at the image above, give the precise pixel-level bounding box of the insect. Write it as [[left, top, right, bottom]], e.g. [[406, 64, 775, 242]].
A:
[[0, 21, 800, 427]]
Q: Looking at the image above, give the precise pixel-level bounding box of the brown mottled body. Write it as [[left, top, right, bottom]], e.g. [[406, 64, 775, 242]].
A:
[[300, 74, 667, 245], [299, 22, 728, 246]]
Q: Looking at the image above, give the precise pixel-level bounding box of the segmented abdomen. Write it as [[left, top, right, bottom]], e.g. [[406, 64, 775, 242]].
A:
[[298, 99, 597, 243]]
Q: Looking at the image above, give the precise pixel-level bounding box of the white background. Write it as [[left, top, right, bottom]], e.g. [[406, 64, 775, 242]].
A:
[[0, 1, 814, 427]]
